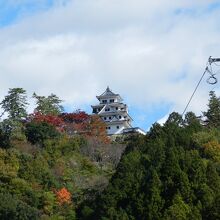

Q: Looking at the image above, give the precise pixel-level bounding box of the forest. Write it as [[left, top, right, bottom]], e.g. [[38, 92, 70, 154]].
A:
[[0, 88, 220, 220]]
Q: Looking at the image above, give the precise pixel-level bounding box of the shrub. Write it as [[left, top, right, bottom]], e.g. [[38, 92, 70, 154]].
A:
[[25, 121, 60, 146], [0, 193, 39, 220]]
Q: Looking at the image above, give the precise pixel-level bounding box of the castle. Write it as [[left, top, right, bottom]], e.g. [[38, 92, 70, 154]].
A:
[[91, 87, 146, 135]]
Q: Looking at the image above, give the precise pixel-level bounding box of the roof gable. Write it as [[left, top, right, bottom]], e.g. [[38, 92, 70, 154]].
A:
[[97, 87, 123, 101], [99, 86, 117, 97]]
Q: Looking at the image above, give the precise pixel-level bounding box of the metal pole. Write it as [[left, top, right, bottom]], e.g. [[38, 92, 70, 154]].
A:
[[209, 56, 220, 64]]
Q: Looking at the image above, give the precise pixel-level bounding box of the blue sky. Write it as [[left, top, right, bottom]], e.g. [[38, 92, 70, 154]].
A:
[[0, 0, 220, 131], [0, 1, 54, 27]]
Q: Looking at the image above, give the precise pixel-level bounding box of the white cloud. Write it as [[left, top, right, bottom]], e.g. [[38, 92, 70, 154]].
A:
[[0, 0, 220, 127], [157, 114, 170, 126]]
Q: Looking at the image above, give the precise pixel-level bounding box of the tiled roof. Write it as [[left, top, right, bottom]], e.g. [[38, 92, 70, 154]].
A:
[[99, 86, 118, 97]]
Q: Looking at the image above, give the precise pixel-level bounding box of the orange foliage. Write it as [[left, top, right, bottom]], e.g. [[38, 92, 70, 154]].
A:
[[28, 111, 110, 143], [55, 187, 71, 205], [85, 115, 110, 144], [28, 112, 65, 132]]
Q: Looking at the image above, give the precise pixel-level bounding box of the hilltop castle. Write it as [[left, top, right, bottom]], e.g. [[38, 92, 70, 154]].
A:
[[91, 87, 146, 135]]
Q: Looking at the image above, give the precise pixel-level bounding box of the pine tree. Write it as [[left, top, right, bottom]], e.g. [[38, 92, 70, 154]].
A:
[[33, 93, 64, 115], [204, 91, 220, 128], [0, 88, 28, 120]]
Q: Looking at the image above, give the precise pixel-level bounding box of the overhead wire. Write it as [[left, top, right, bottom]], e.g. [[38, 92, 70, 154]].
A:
[[181, 68, 207, 117], [182, 57, 219, 117]]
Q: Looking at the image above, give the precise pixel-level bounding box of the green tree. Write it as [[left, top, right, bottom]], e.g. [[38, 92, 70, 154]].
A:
[[41, 191, 56, 215], [0, 120, 12, 148], [33, 92, 64, 115], [90, 111, 220, 220], [145, 170, 164, 220], [165, 112, 183, 126], [0, 88, 28, 120], [203, 91, 220, 128], [163, 194, 191, 220], [25, 121, 60, 146], [184, 111, 202, 132], [0, 193, 39, 220], [0, 119, 27, 148]]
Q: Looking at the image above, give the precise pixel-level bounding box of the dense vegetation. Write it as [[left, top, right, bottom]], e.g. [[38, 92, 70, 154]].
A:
[[0, 88, 124, 219], [79, 91, 220, 220], [0, 88, 220, 219]]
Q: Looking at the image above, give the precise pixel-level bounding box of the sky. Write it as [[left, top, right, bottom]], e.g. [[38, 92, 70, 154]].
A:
[[0, 0, 220, 130]]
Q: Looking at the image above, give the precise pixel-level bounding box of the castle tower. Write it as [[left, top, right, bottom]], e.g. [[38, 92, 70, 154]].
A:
[[91, 87, 133, 135]]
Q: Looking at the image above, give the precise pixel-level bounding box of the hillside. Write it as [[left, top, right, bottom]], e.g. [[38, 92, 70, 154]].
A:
[[78, 92, 220, 220], [0, 88, 125, 219], [81, 111, 220, 220], [0, 89, 220, 219]]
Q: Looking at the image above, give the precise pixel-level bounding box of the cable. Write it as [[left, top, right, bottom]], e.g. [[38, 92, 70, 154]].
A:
[[181, 68, 207, 117], [182, 57, 220, 117], [213, 62, 220, 67], [206, 66, 218, 84]]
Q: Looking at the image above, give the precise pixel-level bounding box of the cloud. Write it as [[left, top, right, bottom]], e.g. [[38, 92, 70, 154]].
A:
[[0, 0, 220, 128]]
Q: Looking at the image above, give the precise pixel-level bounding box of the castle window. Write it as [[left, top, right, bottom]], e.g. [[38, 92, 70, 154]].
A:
[[105, 108, 110, 111], [110, 99, 114, 103], [117, 126, 120, 129], [102, 100, 107, 103], [116, 107, 118, 110], [109, 117, 112, 120], [104, 117, 106, 120], [119, 116, 121, 119]]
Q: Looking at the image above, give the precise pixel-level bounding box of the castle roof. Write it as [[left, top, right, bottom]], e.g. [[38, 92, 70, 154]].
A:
[[96, 87, 123, 101]]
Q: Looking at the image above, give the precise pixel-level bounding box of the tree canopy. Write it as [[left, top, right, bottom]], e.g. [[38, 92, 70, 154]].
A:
[[203, 91, 220, 128], [0, 88, 220, 220], [0, 88, 28, 120], [33, 92, 64, 115], [81, 110, 220, 220]]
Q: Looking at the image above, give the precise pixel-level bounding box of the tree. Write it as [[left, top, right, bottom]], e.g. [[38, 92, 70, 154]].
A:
[[203, 91, 220, 128], [165, 112, 183, 126], [60, 111, 89, 136], [0, 120, 12, 148], [0, 193, 39, 220], [42, 191, 56, 215], [28, 112, 65, 132], [90, 111, 220, 220], [61, 111, 89, 124], [55, 187, 71, 205], [203, 141, 220, 162], [0, 88, 28, 120], [183, 111, 202, 132], [25, 121, 60, 146], [163, 194, 191, 220], [86, 115, 110, 144], [33, 92, 64, 115]]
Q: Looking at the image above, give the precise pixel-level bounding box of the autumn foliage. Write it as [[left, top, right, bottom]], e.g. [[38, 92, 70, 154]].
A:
[[85, 115, 110, 144], [28, 112, 65, 132], [60, 111, 89, 124], [55, 187, 71, 205], [60, 112, 109, 143], [26, 111, 109, 144]]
